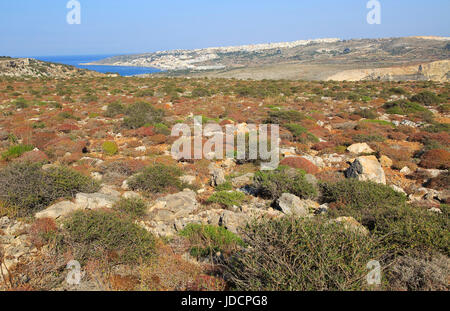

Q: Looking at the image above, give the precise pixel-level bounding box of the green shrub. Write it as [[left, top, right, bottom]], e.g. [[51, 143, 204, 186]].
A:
[[0, 163, 100, 217], [354, 109, 377, 119], [411, 91, 441, 106], [207, 191, 246, 208], [2, 144, 34, 161], [105, 101, 125, 117], [225, 217, 381, 290], [135, 89, 154, 97], [32, 122, 46, 129], [179, 224, 244, 258], [361, 119, 395, 128], [153, 123, 170, 135], [215, 181, 233, 191], [321, 179, 406, 210], [253, 166, 317, 200], [284, 123, 319, 143], [62, 210, 155, 264], [113, 197, 147, 218], [128, 164, 183, 194], [13, 98, 28, 109], [265, 110, 306, 125], [191, 87, 210, 98], [102, 141, 119, 156], [383, 100, 428, 115], [58, 111, 80, 120], [352, 134, 385, 143], [123, 102, 164, 129], [328, 202, 449, 256]]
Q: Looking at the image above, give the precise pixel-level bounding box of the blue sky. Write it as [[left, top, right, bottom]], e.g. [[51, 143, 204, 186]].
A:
[[1, 0, 449, 57]]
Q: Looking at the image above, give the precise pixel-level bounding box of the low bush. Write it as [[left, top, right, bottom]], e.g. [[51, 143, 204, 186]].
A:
[[352, 134, 385, 143], [102, 141, 119, 156], [0, 163, 100, 217], [113, 197, 147, 218], [354, 109, 378, 119], [62, 209, 155, 264], [280, 157, 319, 174], [424, 171, 450, 192], [225, 217, 381, 290], [1, 144, 34, 161], [253, 166, 317, 200], [206, 191, 246, 208], [321, 179, 407, 210], [179, 224, 244, 258], [215, 181, 233, 191], [128, 164, 183, 194], [105, 101, 125, 117], [419, 149, 450, 170], [383, 100, 428, 115], [123, 102, 165, 129], [265, 110, 306, 125], [328, 202, 449, 256], [284, 123, 319, 144], [411, 91, 442, 106]]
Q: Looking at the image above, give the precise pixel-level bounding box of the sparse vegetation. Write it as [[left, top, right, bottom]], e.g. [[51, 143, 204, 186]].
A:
[[0, 163, 100, 217], [128, 164, 183, 194], [253, 166, 317, 200]]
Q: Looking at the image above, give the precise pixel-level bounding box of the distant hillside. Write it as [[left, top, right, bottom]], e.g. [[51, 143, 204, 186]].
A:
[[0, 57, 104, 78], [88, 36, 450, 81]]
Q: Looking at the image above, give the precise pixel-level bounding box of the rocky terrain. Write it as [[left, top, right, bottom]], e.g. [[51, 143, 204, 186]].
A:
[[88, 37, 450, 81], [0, 73, 448, 291], [0, 57, 104, 79]]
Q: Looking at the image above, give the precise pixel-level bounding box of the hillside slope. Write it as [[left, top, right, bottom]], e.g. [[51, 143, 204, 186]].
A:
[[0, 57, 104, 78], [89, 36, 450, 81]]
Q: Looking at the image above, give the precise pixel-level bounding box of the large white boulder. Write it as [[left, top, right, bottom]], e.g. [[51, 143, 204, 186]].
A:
[[345, 155, 386, 184], [347, 143, 375, 154]]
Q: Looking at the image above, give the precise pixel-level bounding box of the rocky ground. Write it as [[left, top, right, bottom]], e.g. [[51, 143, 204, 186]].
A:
[[0, 75, 448, 290]]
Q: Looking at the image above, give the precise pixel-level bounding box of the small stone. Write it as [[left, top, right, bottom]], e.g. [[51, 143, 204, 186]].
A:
[[379, 155, 393, 168], [347, 143, 375, 154], [332, 217, 369, 236], [275, 193, 317, 216]]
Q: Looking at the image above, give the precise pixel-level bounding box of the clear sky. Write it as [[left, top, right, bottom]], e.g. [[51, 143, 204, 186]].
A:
[[1, 0, 449, 57]]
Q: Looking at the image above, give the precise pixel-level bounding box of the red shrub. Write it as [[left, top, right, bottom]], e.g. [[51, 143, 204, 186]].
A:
[[29, 218, 57, 248], [312, 141, 335, 151], [16, 150, 49, 163], [280, 157, 319, 174], [135, 126, 155, 137], [57, 123, 80, 133], [32, 132, 58, 150], [419, 149, 450, 169]]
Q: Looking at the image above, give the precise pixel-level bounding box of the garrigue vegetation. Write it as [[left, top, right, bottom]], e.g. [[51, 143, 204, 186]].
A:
[[0, 76, 448, 291]]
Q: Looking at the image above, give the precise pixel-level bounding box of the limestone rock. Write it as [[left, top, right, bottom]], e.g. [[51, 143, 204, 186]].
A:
[[208, 163, 226, 186], [345, 155, 386, 184], [180, 175, 196, 185], [35, 201, 81, 219], [232, 173, 254, 188], [150, 189, 198, 222], [347, 143, 375, 154], [332, 216, 369, 235], [380, 155, 393, 168], [75, 192, 119, 210], [275, 193, 317, 216]]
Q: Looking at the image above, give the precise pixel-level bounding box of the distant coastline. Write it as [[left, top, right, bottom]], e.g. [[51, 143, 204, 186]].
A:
[[32, 55, 161, 76]]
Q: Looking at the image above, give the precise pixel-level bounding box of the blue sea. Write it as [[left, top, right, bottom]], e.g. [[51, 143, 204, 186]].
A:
[[33, 55, 161, 76]]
